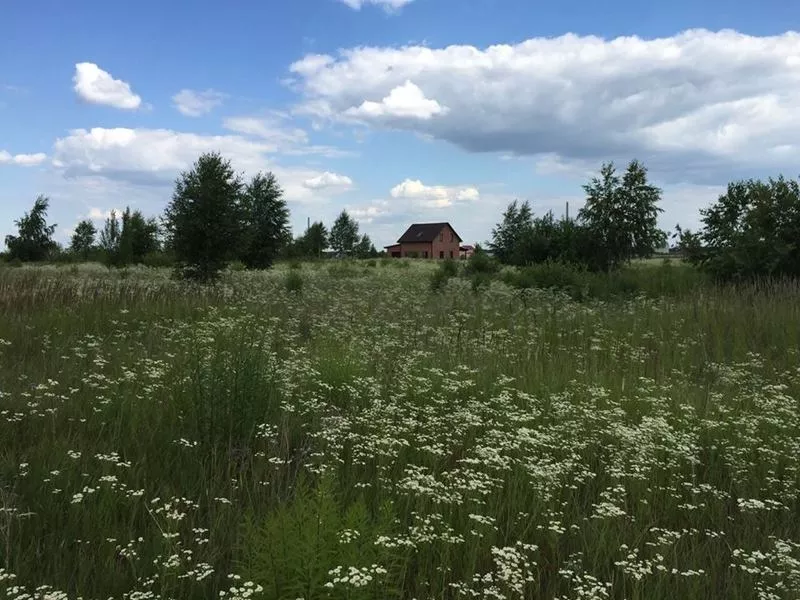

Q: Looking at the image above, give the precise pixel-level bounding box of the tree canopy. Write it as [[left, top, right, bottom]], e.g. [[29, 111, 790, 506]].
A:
[[164, 152, 244, 281], [329, 210, 359, 256], [5, 195, 58, 262]]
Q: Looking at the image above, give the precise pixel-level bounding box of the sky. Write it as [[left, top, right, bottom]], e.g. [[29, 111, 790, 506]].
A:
[[2, 0, 799, 248]]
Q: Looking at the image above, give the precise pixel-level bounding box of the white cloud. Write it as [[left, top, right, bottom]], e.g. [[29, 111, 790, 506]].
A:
[[224, 116, 309, 145], [0, 150, 47, 166], [303, 171, 354, 190], [223, 115, 354, 157], [51, 127, 354, 205], [349, 200, 389, 223], [345, 81, 447, 121], [289, 29, 800, 183], [390, 178, 480, 208], [337, 0, 415, 12], [172, 89, 227, 116], [73, 63, 142, 110]]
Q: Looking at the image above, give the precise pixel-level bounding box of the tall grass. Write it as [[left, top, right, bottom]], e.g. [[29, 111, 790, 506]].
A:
[[1, 261, 799, 599]]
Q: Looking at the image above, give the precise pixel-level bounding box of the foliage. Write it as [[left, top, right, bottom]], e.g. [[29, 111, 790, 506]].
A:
[[353, 234, 377, 259], [679, 176, 800, 280], [164, 152, 244, 281], [99, 208, 160, 267], [429, 258, 460, 291], [284, 269, 303, 294], [239, 172, 291, 269], [294, 221, 329, 259], [329, 210, 359, 256], [1, 265, 800, 599], [579, 160, 666, 270], [99, 210, 121, 256], [500, 259, 707, 301], [70, 220, 97, 259], [4, 195, 58, 262], [488, 199, 534, 265]]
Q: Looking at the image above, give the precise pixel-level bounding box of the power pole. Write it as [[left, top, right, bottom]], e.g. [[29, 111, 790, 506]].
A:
[[565, 201, 570, 222]]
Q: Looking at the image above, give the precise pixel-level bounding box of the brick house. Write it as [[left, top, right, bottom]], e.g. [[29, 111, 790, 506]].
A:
[[384, 222, 462, 259]]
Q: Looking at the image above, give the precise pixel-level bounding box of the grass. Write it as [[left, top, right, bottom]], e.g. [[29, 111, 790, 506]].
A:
[[1, 260, 800, 599]]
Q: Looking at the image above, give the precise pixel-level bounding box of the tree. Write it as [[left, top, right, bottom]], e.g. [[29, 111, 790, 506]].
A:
[[329, 210, 359, 256], [99, 210, 121, 256], [164, 152, 244, 281], [680, 176, 800, 279], [297, 221, 329, 258], [118, 207, 160, 265], [578, 160, 665, 270], [70, 219, 97, 259], [353, 234, 374, 259], [239, 172, 291, 269], [488, 200, 534, 265], [5, 195, 58, 261]]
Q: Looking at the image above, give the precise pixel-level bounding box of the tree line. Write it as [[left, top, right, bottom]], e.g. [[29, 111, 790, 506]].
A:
[[3, 152, 376, 280], [486, 159, 800, 280], [5, 152, 800, 282]]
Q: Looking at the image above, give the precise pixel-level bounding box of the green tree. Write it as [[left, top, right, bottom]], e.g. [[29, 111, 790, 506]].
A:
[[99, 210, 121, 256], [297, 221, 328, 258], [681, 176, 800, 279], [117, 207, 160, 265], [164, 152, 244, 281], [70, 219, 97, 259], [488, 200, 534, 265], [5, 195, 58, 262], [353, 233, 374, 259], [239, 172, 291, 269], [329, 210, 359, 256], [579, 160, 665, 270]]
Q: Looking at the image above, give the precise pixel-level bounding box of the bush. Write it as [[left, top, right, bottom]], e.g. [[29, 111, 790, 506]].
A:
[[288, 260, 303, 270], [228, 260, 247, 272], [285, 270, 303, 294], [463, 249, 500, 277], [501, 261, 708, 301]]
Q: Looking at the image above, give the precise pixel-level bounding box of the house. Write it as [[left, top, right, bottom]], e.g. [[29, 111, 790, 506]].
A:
[[384, 222, 462, 259], [459, 244, 475, 260]]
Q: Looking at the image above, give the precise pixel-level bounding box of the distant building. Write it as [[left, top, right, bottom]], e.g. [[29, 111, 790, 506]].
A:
[[384, 222, 462, 259]]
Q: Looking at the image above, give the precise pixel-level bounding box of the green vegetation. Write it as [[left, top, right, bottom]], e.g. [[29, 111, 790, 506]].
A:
[[1, 262, 799, 599]]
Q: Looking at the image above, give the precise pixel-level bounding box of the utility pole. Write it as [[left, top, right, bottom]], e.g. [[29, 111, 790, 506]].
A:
[[565, 201, 570, 222]]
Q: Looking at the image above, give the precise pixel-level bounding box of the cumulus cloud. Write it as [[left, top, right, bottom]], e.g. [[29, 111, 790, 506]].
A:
[[390, 178, 480, 208], [289, 29, 800, 183], [345, 81, 447, 121], [303, 171, 354, 190], [172, 89, 227, 116], [51, 127, 353, 204], [0, 150, 47, 166], [73, 63, 142, 110], [337, 0, 415, 11]]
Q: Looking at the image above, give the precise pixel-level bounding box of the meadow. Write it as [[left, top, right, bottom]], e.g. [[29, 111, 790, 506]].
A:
[[1, 260, 799, 599]]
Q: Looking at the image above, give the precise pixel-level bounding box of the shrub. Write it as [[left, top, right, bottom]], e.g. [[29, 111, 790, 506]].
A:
[[228, 260, 247, 272], [285, 270, 303, 294], [288, 260, 303, 270]]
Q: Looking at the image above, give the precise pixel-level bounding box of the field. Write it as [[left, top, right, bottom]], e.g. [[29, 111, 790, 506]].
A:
[[1, 260, 800, 600]]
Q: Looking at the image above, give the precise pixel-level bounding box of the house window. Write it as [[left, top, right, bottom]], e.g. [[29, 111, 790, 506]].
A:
[[449, 250, 453, 258], [450, 232, 454, 242], [439, 232, 443, 241], [439, 251, 444, 259], [423, 251, 428, 258]]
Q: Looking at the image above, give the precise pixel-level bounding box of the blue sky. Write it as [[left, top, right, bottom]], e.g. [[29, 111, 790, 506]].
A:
[[2, 0, 799, 248]]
